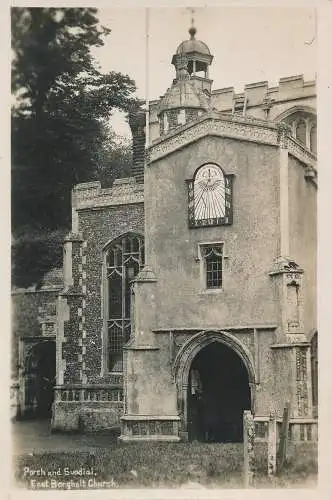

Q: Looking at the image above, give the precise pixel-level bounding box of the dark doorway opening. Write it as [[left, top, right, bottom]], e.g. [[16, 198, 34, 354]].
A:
[[24, 341, 56, 419], [187, 341, 251, 443]]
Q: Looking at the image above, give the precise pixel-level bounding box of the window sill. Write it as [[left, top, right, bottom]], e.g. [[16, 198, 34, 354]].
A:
[[198, 288, 224, 295]]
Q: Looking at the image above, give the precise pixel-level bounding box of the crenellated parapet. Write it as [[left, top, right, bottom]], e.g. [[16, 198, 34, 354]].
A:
[[149, 74, 316, 143], [210, 75, 315, 115], [71, 179, 144, 232]]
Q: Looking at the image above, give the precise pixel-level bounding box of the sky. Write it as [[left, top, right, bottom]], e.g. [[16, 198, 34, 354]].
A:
[[91, 6, 317, 138]]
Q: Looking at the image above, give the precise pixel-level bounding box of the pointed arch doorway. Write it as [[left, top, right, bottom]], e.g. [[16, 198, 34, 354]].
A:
[[21, 339, 56, 419], [174, 331, 256, 443]]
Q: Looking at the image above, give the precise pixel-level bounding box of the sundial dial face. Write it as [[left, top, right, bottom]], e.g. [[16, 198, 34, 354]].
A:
[[194, 164, 226, 221]]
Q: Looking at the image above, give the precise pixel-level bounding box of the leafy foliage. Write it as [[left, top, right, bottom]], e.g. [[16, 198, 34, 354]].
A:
[[12, 229, 66, 289], [96, 130, 133, 187], [11, 8, 138, 286]]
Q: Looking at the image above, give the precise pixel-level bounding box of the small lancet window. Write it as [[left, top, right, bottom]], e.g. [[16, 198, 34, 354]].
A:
[[201, 244, 223, 289]]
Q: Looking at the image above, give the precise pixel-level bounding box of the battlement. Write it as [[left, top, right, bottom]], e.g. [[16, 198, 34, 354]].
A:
[[72, 178, 144, 212], [212, 74, 315, 110], [148, 74, 316, 143]]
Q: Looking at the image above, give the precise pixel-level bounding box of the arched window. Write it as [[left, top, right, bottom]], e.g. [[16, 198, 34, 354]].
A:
[[188, 163, 233, 228], [163, 113, 169, 134], [105, 234, 144, 372], [296, 120, 307, 144], [310, 125, 317, 155], [281, 110, 316, 155]]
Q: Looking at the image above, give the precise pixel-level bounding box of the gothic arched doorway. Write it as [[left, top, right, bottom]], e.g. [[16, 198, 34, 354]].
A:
[[188, 342, 251, 442], [24, 340, 56, 419], [174, 331, 256, 443]]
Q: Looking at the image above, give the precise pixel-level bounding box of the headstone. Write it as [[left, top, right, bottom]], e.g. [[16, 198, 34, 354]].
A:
[[243, 410, 255, 488], [268, 412, 277, 476]]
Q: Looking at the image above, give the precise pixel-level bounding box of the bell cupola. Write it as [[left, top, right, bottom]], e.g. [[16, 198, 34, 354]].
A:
[[171, 24, 214, 94], [157, 24, 213, 137]]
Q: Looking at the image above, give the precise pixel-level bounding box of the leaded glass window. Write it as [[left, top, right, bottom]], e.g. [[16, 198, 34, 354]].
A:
[[105, 234, 144, 372], [188, 164, 233, 228], [201, 244, 223, 289]]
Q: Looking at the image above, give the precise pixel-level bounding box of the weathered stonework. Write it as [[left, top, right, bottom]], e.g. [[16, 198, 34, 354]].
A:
[[243, 410, 255, 487], [149, 113, 280, 164], [296, 347, 309, 417], [12, 28, 317, 442]]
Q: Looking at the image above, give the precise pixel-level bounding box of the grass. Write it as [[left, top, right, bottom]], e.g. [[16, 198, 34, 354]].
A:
[[13, 441, 317, 490]]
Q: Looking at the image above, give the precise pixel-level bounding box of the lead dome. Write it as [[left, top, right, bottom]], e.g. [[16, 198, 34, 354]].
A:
[[176, 27, 211, 56], [171, 26, 213, 80]]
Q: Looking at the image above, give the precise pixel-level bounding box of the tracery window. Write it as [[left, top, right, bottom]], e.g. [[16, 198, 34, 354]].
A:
[[188, 163, 233, 228], [282, 111, 317, 155], [105, 234, 144, 372]]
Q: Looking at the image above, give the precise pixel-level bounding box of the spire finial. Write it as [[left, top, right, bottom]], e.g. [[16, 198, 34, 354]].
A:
[[189, 8, 196, 39]]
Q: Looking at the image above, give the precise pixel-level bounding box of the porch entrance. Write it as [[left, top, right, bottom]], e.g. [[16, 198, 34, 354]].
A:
[[187, 341, 251, 442], [22, 340, 56, 419]]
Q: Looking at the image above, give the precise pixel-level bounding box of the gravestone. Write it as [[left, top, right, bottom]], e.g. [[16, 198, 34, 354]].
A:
[[268, 412, 277, 476], [243, 410, 255, 487]]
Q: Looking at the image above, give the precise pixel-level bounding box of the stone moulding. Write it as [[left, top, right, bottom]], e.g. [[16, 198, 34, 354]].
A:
[[153, 324, 277, 333], [133, 265, 158, 283], [54, 385, 123, 402], [11, 287, 62, 295], [149, 114, 279, 164], [270, 343, 310, 349], [123, 345, 159, 351], [287, 136, 317, 170], [121, 415, 180, 421], [120, 415, 181, 442], [172, 330, 258, 433], [269, 256, 304, 277], [75, 194, 144, 211], [173, 330, 256, 383], [148, 113, 317, 182]]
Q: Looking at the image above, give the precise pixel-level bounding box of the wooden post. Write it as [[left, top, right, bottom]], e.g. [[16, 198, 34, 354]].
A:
[[277, 402, 290, 473], [243, 410, 255, 488], [268, 412, 277, 476]]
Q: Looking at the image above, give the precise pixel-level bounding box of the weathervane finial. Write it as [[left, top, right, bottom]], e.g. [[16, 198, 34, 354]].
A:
[[189, 8, 197, 39]]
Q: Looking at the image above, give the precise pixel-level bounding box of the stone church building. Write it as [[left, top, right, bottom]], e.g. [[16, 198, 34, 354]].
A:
[[12, 27, 318, 443]]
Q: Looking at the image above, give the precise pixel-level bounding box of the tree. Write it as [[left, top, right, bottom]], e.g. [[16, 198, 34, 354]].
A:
[[12, 7, 138, 231], [96, 129, 133, 187], [11, 7, 139, 286]]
